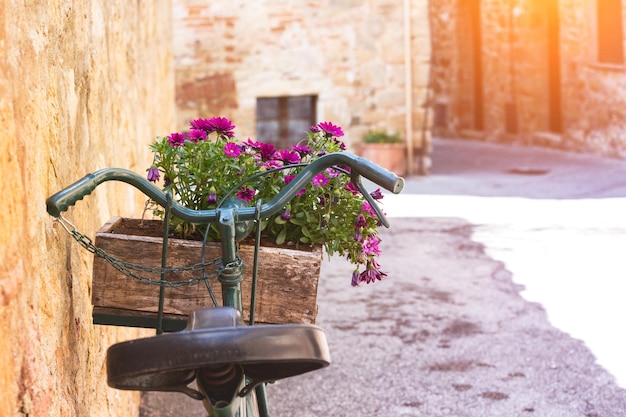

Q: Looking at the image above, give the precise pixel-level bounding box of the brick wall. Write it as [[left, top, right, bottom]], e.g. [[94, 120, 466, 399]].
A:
[[0, 1, 174, 416]]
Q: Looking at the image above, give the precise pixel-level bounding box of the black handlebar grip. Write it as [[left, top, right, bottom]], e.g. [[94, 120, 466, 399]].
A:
[[46, 173, 98, 217]]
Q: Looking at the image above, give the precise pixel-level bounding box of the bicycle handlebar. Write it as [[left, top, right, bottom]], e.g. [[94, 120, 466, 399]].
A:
[[46, 152, 404, 224]]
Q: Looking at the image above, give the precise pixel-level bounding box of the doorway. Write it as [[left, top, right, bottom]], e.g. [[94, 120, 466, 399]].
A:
[[457, 0, 484, 131]]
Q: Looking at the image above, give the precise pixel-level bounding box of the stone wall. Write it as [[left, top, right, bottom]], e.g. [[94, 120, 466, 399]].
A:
[[0, 1, 174, 416], [560, 0, 626, 157], [430, 0, 626, 159], [172, 0, 432, 170]]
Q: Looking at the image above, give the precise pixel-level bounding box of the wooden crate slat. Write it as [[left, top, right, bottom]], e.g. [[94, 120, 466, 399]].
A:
[[92, 217, 321, 325]]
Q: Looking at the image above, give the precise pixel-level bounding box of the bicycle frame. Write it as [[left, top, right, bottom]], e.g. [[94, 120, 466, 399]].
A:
[[214, 201, 269, 416], [47, 152, 405, 417]]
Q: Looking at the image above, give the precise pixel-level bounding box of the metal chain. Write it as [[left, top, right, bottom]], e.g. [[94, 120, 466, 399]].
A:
[[56, 215, 221, 287]]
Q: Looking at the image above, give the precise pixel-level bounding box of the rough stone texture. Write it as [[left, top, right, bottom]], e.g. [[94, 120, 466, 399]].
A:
[[172, 0, 432, 158], [430, 0, 626, 159], [0, 1, 175, 416]]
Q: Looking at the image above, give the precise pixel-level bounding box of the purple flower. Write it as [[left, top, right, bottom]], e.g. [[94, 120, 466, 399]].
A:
[[236, 186, 256, 202], [209, 117, 236, 137], [318, 121, 344, 138], [263, 160, 282, 170], [190, 117, 236, 137], [354, 214, 368, 229], [351, 269, 361, 286], [167, 132, 186, 147], [356, 260, 387, 285], [312, 173, 329, 187], [309, 125, 321, 133], [370, 188, 384, 200], [259, 142, 276, 160], [189, 118, 213, 132], [292, 144, 314, 156], [207, 186, 217, 205], [334, 137, 347, 150], [147, 167, 160, 182], [275, 149, 301, 165], [281, 209, 291, 221], [326, 167, 341, 178], [223, 142, 242, 158], [361, 235, 382, 256], [243, 138, 260, 149], [344, 182, 359, 195], [361, 201, 378, 217], [188, 129, 207, 142]]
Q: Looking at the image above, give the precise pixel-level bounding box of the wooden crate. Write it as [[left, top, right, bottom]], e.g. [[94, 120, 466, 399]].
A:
[[91, 217, 321, 327]]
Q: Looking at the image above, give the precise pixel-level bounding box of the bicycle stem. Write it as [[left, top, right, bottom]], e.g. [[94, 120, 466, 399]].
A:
[[216, 205, 245, 312]]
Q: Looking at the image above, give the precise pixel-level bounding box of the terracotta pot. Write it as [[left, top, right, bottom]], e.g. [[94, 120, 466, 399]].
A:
[[91, 217, 322, 329], [356, 143, 406, 175]]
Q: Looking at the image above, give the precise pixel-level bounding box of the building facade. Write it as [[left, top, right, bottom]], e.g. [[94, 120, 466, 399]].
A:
[[430, 0, 626, 159], [173, 0, 433, 174]]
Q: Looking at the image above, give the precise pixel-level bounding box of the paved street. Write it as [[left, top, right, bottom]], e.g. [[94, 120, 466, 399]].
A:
[[141, 138, 626, 416], [268, 138, 626, 416]]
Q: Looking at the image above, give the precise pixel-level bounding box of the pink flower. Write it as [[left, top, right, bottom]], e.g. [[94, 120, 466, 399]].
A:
[[243, 138, 260, 149], [370, 188, 384, 200], [344, 182, 359, 195], [354, 214, 368, 229], [355, 260, 387, 285], [312, 173, 329, 187], [292, 144, 314, 156], [276, 149, 301, 165], [236, 186, 256, 202], [326, 167, 341, 178], [361, 201, 378, 217], [259, 142, 276, 160], [361, 235, 382, 256], [188, 129, 207, 142], [317, 121, 344, 137], [190, 117, 236, 137], [189, 118, 213, 132], [223, 142, 242, 158], [209, 117, 236, 137], [167, 132, 186, 147], [263, 160, 282, 170]]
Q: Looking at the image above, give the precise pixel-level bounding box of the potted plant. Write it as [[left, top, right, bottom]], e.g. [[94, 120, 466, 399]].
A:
[[92, 118, 391, 325], [356, 130, 406, 175]]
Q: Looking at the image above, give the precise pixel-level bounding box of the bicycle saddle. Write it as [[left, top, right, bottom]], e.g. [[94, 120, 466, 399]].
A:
[[106, 307, 330, 399]]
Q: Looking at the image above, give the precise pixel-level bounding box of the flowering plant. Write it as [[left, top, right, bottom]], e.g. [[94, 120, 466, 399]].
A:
[[147, 117, 387, 285]]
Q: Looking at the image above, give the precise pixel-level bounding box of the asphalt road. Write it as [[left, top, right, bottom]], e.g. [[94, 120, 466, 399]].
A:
[[140, 138, 626, 416]]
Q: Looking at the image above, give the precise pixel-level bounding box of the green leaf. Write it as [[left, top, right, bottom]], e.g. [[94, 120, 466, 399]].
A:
[[289, 218, 306, 226], [276, 227, 287, 245]]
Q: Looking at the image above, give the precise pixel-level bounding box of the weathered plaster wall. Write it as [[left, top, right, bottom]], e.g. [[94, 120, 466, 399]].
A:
[[172, 0, 431, 156], [0, 1, 174, 416]]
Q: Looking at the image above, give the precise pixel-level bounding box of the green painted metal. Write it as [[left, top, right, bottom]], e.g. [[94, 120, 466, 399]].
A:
[[47, 152, 405, 417]]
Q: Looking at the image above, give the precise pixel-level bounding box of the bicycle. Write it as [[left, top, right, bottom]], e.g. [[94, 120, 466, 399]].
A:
[[46, 152, 404, 417]]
